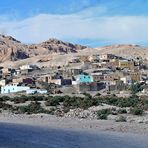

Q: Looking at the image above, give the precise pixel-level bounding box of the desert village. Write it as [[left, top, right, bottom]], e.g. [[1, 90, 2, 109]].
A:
[[0, 52, 148, 96], [0, 36, 148, 131]]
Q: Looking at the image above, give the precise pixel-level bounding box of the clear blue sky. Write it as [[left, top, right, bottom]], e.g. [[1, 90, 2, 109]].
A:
[[0, 0, 148, 47]]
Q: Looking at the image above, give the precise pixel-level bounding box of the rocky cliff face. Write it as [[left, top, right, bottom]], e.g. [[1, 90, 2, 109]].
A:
[[0, 35, 29, 62], [38, 38, 86, 53], [0, 35, 87, 62]]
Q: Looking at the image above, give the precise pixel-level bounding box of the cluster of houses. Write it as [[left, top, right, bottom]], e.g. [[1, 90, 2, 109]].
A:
[[0, 53, 148, 95]]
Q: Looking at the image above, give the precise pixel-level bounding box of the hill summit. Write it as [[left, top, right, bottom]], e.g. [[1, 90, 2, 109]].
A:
[[0, 35, 87, 62]]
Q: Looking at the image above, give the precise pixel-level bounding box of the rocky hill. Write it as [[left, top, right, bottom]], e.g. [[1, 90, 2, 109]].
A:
[[95, 44, 148, 59], [38, 38, 86, 53], [1, 34, 148, 64], [0, 35, 87, 62], [0, 35, 29, 62]]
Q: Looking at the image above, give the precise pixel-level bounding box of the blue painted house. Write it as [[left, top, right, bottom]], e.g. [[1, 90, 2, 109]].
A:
[[75, 74, 93, 83], [1, 85, 30, 94]]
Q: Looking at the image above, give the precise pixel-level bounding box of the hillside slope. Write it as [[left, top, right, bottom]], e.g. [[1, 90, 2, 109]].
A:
[[0, 35, 87, 62], [95, 44, 148, 59]]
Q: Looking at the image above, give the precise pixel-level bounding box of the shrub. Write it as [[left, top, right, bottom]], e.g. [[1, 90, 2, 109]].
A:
[[79, 97, 93, 109], [27, 101, 43, 113], [97, 109, 112, 120], [48, 107, 56, 115], [116, 115, 127, 122], [0, 102, 13, 110], [0, 96, 11, 102], [30, 95, 45, 101], [63, 96, 80, 108], [16, 101, 52, 114], [45, 98, 61, 106], [83, 93, 92, 99], [118, 108, 127, 114], [130, 83, 143, 94], [13, 97, 27, 104], [96, 96, 141, 108], [63, 106, 70, 113], [18, 105, 29, 114], [130, 107, 144, 115]]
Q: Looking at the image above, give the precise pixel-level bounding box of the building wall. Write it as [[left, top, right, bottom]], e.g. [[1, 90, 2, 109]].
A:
[[119, 60, 129, 69], [0, 80, 6, 86], [108, 59, 119, 68], [61, 79, 72, 86], [26, 89, 47, 94], [108, 81, 127, 91], [76, 82, 106, 92], [92, 63, 101, 69], [118, 60, 134, 69], [75, 74, 93, 83], [61, 69, 82, 77], [100, 54, 108, 60], [1, 85, 30, 94], [20, 65, 32, 70], [12, 78, 23, 84], [100, 54, 114, 60], [40, 75, 62, 85], [105, 73, 120, 81], [79, 56, 93, 62], [120, 76, 132, 84], [91, 74, 104, 82], [23, 78, 35, 84], [2, 68, 10, 77], [49, 79, 61, 85], [21, 69, 29, 75], [130, 72, 141, 82]]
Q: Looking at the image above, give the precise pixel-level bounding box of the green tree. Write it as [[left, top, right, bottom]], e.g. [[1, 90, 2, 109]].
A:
[[130, 83, 142, 94]]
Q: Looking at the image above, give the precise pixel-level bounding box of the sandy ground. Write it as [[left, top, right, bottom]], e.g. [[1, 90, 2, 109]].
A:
[[0, 48, 101, 68], [0, 113, 148, 136]]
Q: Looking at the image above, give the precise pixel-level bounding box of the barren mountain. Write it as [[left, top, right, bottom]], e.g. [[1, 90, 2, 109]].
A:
[[95, 44, 148, 59], [0, 35, 29, 62], [0, 35, 148, 67], [37, 38, 86, 53], [0, 35, 87, 62]]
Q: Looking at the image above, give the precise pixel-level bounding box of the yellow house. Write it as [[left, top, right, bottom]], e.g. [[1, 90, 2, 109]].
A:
[[130, 71, 141, 82], [119, 60, 129, 68], [118, 60, 134, 70]]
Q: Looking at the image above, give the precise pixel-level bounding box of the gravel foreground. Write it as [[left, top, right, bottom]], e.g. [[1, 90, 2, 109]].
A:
[[0, 122, 148, 148], [0, 113, 148, 148], [0, 113, 148, 135]]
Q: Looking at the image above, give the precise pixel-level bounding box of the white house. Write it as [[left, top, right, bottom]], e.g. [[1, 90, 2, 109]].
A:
[[1, 85, 30, 94], [0, 79, 6, 86], [20, 65, 32, 70], [26, 89, 47, 94]]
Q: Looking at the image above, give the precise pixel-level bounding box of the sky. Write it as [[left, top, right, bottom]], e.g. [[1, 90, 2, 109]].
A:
[[0, 0, 148, 47]]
